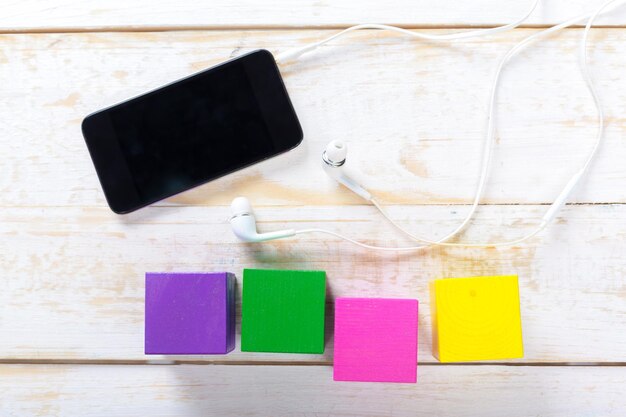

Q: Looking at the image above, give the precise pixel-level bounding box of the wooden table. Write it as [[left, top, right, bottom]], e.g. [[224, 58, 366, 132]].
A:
[[2, 1, 626, 415]]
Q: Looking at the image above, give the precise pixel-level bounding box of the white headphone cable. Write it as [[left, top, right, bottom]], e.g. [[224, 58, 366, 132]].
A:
[[282, 0, 623, 250], [365, 0, 623, 249], [275, 0, 541, 64]]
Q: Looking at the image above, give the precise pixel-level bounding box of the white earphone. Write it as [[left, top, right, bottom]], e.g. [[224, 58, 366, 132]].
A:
[[230, 197, 296, 242], [321, 141, 371, 202], [230, 0, 625, 251]]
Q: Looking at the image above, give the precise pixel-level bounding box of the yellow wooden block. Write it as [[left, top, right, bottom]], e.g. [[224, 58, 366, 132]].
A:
[[430, 275, 524, 362]]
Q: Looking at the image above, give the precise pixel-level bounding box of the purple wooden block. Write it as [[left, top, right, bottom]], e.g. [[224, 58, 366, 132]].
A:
[[145, 272, 236, 354]]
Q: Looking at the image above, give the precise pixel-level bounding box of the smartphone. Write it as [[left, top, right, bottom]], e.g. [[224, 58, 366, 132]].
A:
[[82, 49, 303, 214]]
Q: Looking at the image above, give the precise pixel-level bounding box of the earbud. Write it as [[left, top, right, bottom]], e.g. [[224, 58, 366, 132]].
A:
[[322, 140, 372, 201], [230, 197, 296, 242]]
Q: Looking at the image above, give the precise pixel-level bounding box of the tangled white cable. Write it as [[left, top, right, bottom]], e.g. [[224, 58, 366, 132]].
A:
[[231, 0, 625, 251]]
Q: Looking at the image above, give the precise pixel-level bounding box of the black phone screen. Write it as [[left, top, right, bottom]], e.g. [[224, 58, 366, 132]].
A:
[[82, 50, 302, 214]]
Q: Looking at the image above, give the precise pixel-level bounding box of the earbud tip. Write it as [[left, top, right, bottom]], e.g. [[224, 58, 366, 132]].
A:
[[231, 197, 253, 215], [324, 140, 347, 164]]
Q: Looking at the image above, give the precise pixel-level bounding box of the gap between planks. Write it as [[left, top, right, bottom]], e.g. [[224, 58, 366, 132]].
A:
[[2, 202, 626, 210], [2, 24, 626, 35], [1, 359, 625, 367]]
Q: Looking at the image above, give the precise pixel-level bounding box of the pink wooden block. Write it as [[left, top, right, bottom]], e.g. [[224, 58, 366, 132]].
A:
[[333, 298, 418, 383]]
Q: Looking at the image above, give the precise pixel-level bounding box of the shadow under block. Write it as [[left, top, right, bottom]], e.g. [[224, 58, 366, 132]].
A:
[[241, 269, 326, 354], [145, 272, 236, 355], [430, 275, 523, 362], [333, 298, 418, 383]]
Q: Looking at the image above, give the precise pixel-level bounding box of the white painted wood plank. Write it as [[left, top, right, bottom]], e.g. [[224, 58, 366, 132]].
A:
[[1, 29, 625, 207], [2, 1, 626, 30], [2, 30, 626, 363], [2, 364, 626, 416], [1, 204, 626, 362]]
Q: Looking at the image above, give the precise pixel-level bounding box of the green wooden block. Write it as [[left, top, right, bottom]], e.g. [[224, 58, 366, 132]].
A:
[[241, 269, 326, 354]]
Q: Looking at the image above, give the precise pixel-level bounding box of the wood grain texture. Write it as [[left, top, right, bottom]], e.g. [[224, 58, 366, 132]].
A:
[[333, 298, 418, 382], [1, 32, 626, 365], [1, 29, 626, 208], [241, 269, 326, 353], [2, 364, 626, 417], [1, 0, 626, 31], [430, 276, 524, 362], [2, 7, 626, 414], [1, 204, 626, 362]]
